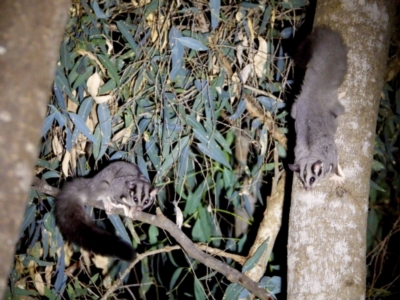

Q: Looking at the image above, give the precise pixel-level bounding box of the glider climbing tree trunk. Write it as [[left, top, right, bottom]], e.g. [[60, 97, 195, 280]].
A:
[[0, 0, 70, 297], [287, 1, 394, 299]]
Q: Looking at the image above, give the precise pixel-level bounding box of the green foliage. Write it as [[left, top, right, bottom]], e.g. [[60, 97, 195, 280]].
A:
[[367, 81, 400, 298], [242, 238, 269, 273], [10, 0, 306, 298]]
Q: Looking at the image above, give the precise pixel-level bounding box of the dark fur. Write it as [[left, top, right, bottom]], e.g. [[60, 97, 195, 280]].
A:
[[54, 162, 157, 261]]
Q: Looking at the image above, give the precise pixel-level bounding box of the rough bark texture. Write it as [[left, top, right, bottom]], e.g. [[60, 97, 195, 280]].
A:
[[0, 0, 71, 297], [287, 1, 394, 299]]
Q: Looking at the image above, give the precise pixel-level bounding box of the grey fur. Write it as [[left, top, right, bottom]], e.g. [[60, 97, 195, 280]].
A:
[[289, 27, 347, 191], [54, 161, 157, 261]]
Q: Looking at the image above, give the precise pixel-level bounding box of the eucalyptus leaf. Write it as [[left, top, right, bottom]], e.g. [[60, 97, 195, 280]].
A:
[[72, 66, 94, 91], [192, 218, 207, 242], [169, 27, 184, 81], [97, 54, 120, 86], [53, 82, 67, 110], [238, 288, 251, 300], [110, 151, 127, 160], [280, 27, 293, 39], [210, 0, 221, 31], [277, 143, 286, 158], [108, 215, 131, 244], [194, 278, 206, 300], [92, 125, 101, 160], [65, 126, 72, 151], [276, 46, 285, 81], [53, 109, 67, 127], [137, 156, 150, 180], [203, 123, 232, 154], [240, 2, 263, 9], [242, 238, 269, 273], [223, 283, 244, 300], [20, 206, 36, 235], [367, 209, 379, 249], [55, 68, 75, 103], [3, 287, 39, 298], [257, 96, 286, 111], [280, 0, 308, 9], [77, 98, 93, 120], [370, 180, 386, 192], [54, 235, 66, 292], [99, 79, 117, 94], [259, 276, 281, 294], [258, 5, 272, 35], [229, 100, 246, 120], [169, 26, 182, 48], [97, 103, 111, 160], [116, 21, 139, 51], [27, 255, 54, 267], [69, 113, 97, 144], [184, 180, 206, 216], [198, 206, 212, 242], [198, 143, 231, 169], [371, 159, 385, 171], [146, 139, 161, 169], [41, 226, 49, 258], [159, 136, 190, 175], [41, 113, 55, 137], [177, 140, 189, 177], [169, 267, 184, 290], [43, 211, 56, 232], [177, 37, 208, 51], [91, 1, 109, 19], [148, 225, 159, 244], [42, 171, 60, 180]]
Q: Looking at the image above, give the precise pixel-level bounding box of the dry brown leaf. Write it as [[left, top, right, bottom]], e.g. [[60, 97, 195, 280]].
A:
[[62, 151, 71, 177], [87, 72, 102, 98], [86, 117, 94, 134], [92, 255, 111, 275], [103, 35, 113, 55], [93, 95, 113, 104], [103, 274, 113, 289], [82, 251, 91, 273], [45, 265, 53, 287], [87, 72, 113, 104], [247, 18, 255, 43], [34, 273, 45, 295], [112, 123, 133, 143], [67, 98, 78, 113], [91, 103, 99, 127], [231, 73, 241, 99], [52, 133, 63, 160], [132, 0, 151, 8], [15, 256, 24, 276], [254, 37, 268, 78], [56, 243, 74, 267], [70, 148, 77, 172], [236, 10, 244, 21], [240, 64, 254, 83]]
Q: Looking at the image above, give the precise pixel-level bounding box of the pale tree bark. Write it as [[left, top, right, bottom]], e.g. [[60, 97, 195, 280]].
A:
[[287, 1, 394, 299], [0, 0, 70, 297]]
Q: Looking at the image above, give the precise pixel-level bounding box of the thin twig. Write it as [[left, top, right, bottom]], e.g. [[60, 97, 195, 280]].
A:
[[32, 178, 273, 300]]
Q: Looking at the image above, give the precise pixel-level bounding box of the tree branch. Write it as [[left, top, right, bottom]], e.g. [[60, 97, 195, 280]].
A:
[[0, 0, 70, 297], [32, 178, 273, 300], [132, 208, 273, 300], [101, 245, 182, 300]]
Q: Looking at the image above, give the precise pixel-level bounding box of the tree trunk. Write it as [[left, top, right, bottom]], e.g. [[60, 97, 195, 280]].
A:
[[287, 1, 394, 299], [0, 0, 70, 297]]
